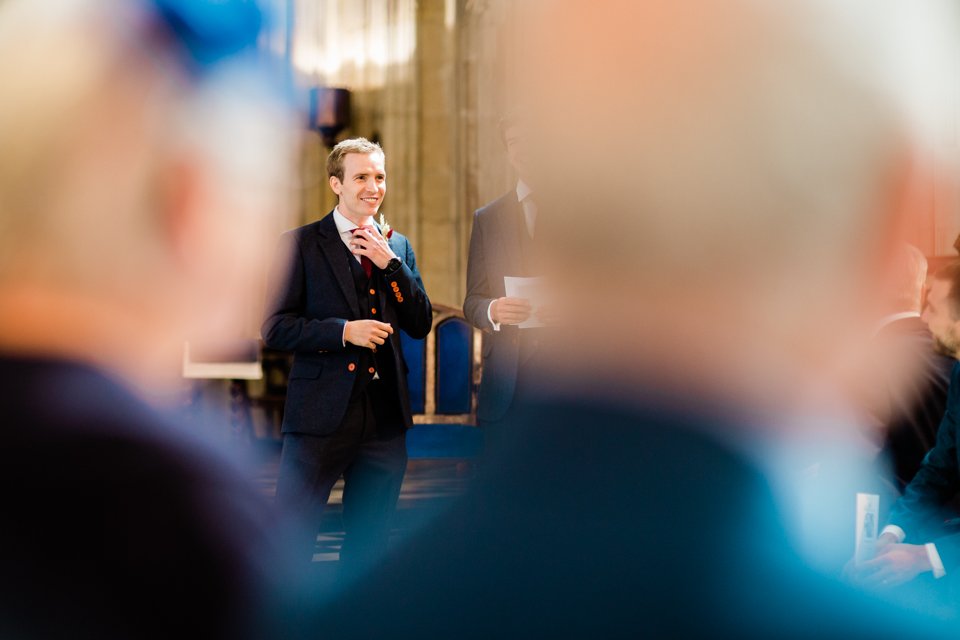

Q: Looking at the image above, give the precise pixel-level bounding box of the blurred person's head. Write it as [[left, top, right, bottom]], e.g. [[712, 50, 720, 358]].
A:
[[922, 262, 960, 359], [888, 244, 928, 315], [327, 137, 385, 224], [519, 0, 958, 419], [499, 111, 530, 184], [0, 0, 296, 392]]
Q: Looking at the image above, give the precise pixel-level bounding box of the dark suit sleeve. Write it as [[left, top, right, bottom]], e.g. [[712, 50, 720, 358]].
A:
[[463, 210, 494, 331], [384, 236, 432, 339], [888, 364, 960, 547], [260, 231, 348, 353]]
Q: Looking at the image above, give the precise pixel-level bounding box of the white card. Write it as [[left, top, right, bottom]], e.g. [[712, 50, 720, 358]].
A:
[[854, 492, 880, 565]]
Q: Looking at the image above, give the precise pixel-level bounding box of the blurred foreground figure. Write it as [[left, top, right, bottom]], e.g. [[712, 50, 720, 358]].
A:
[[0, 0, 295, 638], [300, 0, 960, 637]]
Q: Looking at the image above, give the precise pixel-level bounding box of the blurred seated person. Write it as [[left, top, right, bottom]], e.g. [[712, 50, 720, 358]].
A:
[[802, 246, 953, 575], [852, 263, 960, 614], [0, 0, 296, 638], [292, 1, 958, 637]]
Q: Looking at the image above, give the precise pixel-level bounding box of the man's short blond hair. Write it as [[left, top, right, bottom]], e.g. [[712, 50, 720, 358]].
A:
[[326, 138, 383, 181]]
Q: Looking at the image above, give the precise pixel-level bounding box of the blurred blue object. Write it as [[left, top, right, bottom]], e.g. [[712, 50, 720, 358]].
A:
[[146, 0, 267, 69]]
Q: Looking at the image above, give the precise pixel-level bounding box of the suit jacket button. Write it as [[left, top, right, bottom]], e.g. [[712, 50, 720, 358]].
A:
[[397, 296, 404, 302], [390, 281, 398, 287], [368, 367, 376, 374], [371, 308, 377, 314], [348, 363, 356, 372], [369, 289, 376, 295]]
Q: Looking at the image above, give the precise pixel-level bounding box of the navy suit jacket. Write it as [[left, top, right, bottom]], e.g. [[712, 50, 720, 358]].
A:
[[889, 360, 960, 568], [261, 211, 432, 436], [463, 191, 526, 421]]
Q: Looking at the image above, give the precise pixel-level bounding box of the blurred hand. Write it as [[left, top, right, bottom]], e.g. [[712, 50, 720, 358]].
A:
[[847, 542, 932, 589], [491, 297, 532, 325], [350, 227, 397, 269], [344, 320, 393, 350], [841, 532, 900, 584]]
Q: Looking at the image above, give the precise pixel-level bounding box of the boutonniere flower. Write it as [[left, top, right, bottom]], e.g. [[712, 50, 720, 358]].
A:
[[378, 214, 394, 240]]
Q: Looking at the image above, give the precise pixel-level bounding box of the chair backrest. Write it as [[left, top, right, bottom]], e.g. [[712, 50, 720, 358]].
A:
[[399, 303, 482, 426]]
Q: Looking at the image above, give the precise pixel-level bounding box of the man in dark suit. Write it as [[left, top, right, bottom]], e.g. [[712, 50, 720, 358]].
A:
[[262, 138, 432, 571], [463, 113, 541, 430], [856, 263, 960, 597], [0, 0, 297, 637]]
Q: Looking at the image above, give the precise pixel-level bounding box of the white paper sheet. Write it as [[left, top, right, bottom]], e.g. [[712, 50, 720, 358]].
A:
[[504, 276, 545, 329]]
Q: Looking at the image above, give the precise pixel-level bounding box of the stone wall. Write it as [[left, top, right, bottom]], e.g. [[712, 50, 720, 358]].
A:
[[287, 0, 518, 308]]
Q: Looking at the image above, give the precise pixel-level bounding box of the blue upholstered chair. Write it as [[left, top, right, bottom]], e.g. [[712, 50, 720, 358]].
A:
[[401, 304, 483, 458]]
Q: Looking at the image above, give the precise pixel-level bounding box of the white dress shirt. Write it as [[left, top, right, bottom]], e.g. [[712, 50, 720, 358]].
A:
[[487, 181, 536, 331], [333, 207, 378, 366], [333, 206, 374, 264], [873, 310, 921, 337]]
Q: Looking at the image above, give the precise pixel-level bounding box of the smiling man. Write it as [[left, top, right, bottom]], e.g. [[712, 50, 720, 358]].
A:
[[262, 138, 432, 573]]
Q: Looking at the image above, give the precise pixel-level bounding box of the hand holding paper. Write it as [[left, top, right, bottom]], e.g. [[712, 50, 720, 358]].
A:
[[491, 297, 532, 326], [503, 277, 545, 329]]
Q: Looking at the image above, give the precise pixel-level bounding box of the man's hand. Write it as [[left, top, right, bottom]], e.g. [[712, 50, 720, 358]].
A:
[[350, 227, 397, 269], [344, 320, 393, 350], [848, 543, 932, 589], [490, 297, 532, 326], [875, 531, 898, 554]]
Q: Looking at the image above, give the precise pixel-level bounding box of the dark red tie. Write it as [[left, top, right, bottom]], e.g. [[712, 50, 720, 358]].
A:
[[351, 227, 374, 278]]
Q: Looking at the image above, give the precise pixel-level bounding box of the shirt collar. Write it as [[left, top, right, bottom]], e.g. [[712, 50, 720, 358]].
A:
[[516, 180, 533, 203], [875, 310, 921, 335], [333, 206, 374, 235]]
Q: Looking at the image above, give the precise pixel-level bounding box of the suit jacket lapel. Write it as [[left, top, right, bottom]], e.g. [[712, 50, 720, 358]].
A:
[[316, 212, 362, 318]]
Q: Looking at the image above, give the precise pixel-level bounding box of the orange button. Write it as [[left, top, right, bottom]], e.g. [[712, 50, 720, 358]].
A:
[[368, 367, 376, 374], [371, 308, 377, 314], [347, 363, 356, 372], [397, 296, 404, 302], [392, 285, 400, 292], [369, 289, 376, 295], [390, 281, 398, 287]]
